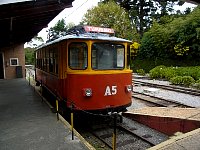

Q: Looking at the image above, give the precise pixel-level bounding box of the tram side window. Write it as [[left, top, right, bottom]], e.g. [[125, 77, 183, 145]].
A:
[[68, 42, 88, 70], [36, 50, 42, 69], [127, 45, 130, 69], [55, 52, 58, 74], [36, 47, 58, 74], [92, 43, 125, 70], [39, 59, 42, 69], [49, 48, 58, 74], [49, 49, 54, 72]]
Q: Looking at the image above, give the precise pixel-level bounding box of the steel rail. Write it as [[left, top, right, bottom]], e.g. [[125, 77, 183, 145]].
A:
[[132, 91, 195, 108], [133, 79, 200, 96], [117, 124, 156, 147]]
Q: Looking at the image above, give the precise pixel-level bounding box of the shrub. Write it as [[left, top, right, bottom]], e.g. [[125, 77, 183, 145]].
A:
[[149, 65, 166, 79], [181, 76, 195, 86], [162, 67, 177, 80], [136, 69, 145, 76], [196, 79, 200, 84], [193, 80, 200, 89], [175, 67, 200, 80], [170, 76, 195, 86], [191, 67, 200, 80], [175, 67, 190, 76], [170, 76, 183, 85], [194, 83, 200, 89]]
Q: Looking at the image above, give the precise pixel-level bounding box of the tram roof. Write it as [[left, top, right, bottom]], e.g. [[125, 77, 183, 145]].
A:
[[37, 34, 132, 50]]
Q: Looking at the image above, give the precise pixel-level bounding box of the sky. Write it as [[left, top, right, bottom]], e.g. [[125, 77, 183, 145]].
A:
[[36, 0, 196, 43], [37, 0, 101, 42]]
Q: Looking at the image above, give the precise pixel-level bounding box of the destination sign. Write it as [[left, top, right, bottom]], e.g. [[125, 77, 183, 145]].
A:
[[84, 26, 115, 34]]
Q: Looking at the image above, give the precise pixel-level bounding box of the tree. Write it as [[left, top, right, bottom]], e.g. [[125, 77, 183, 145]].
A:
[[25, 47, 35, 65], [81, 1, 139, 41], [26, 36, 44, 48], [103, 0, 185, 37], [48, 19, 75, 41], [138, 6, 200, 60]]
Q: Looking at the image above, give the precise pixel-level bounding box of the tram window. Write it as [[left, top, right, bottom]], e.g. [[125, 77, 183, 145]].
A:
[[36, 51, 40, 69], [45, 47, 58, 75], [49, 49, 54, 72], [38, 59, 41, 69], [55, 52, 58, 74], [39, 59, 41, 69], [36, 47, 58, 74], [92, 43, 124, 70], [68, 42, 88, 70], [127, 45, 130, 69], [43, 59, 47, 71]]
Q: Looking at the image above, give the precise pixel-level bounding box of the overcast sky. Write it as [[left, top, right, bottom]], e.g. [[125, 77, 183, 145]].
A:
[[38, 0, 100, 41], [37, 0, 197, 42]]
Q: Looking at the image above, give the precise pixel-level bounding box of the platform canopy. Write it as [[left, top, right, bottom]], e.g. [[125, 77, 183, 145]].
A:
[[0, 0, 74, 48]]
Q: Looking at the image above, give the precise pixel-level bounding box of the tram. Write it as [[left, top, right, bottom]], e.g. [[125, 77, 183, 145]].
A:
[[35, 26, 133, 113]]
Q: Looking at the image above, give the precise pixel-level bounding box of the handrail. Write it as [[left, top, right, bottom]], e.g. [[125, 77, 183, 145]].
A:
[[25, 67, 35, 85]]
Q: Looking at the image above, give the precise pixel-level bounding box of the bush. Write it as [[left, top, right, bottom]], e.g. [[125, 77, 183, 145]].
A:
[[193, 83, 200, 89], [181, 76, 195, 86], [149, 65, 166, 79], [162, 67, 177, 80], [170, 76, 183, 85], [131, 58, 200, 73], [136, 69, 145, 76], [170, 76, 195, 86], [191, 67, 200, 80], [196, 79, 200, 83], [193, 80, 200, 89], [175, 66, 200, 80]]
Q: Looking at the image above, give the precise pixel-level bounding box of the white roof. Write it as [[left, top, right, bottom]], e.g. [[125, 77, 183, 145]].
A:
[[37, 34, 132, 50], [0, 0, 33, 5]]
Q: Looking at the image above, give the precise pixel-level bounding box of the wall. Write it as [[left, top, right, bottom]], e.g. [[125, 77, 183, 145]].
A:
[[1, 44, 25, 79]]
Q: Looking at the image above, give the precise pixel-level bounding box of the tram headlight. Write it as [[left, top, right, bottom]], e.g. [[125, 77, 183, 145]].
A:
[[83, 88, 92, 97], [125, 85, 132, 93]]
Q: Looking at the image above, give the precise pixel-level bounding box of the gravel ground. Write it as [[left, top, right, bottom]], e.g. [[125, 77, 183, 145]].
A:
[[122, 117, 168, 145], [130, 78, 200, 108]]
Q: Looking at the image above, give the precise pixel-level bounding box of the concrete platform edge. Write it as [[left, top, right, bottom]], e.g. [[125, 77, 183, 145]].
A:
[[147, 128, 200, 150], [59, 114, 96, 150], [33, 84, 95, 150]]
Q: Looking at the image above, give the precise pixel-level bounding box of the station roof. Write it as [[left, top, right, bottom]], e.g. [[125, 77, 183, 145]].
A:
[[0, 0, 74, 48]]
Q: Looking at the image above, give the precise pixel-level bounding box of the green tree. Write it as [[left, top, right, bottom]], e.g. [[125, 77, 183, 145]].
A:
[[48, 19, 75, 41], [81, 0, 139, 41], [27, 36, 44, 48], [25, 47, 35, 65], [139, 6, 200, 59], [103, 0, 185, 37]]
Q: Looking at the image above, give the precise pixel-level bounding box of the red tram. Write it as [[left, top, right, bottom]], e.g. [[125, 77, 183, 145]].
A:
[[35, 26, 132, 113]]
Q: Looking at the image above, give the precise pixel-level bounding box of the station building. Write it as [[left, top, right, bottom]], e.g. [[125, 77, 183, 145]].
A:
[[0, 44, 25, 79], [0, 0, 74, 79]]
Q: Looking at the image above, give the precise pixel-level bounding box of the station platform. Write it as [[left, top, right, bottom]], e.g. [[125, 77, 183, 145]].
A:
[[148, 128, 200, 150], [0, 79, 94, 150], [123, 107, 200, 149]]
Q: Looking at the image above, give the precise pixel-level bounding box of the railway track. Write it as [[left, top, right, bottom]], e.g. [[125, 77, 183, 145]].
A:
[[90, 122, 154, 149], [132, 91, 195, 108], [86, 115, 168, 150], [133, 79, 200, 96]]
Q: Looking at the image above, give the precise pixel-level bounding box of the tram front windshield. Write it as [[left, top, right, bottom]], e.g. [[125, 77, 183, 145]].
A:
[[92, 43, 124, 70]]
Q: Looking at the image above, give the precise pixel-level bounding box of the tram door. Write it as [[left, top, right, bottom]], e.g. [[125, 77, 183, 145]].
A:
[[0, 53, 4, 79]]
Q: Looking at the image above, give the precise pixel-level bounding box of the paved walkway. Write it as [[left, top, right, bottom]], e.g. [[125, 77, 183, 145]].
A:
[[0, 79, 92, 150], [148, 128, 200, 150], [124, 108, 200, 149]]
